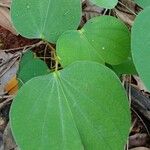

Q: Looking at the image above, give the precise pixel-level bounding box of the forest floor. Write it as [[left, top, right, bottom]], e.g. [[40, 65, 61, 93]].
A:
[[0, 0, 150, 150]]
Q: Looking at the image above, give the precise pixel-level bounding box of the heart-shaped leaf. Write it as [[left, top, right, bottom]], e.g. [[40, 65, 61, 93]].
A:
[[131, 7, 150, 90], [19, 50, 34, 68], [18, 51, 49, 86], [90, 0, 118, 9], [57, 16, 130, 67], [11, 0, 81, 43], [134, 0, 150, 8], [10, 61, 130, 150]]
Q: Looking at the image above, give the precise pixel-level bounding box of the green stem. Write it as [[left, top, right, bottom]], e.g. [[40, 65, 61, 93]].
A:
[[44, 40, 59, 71]]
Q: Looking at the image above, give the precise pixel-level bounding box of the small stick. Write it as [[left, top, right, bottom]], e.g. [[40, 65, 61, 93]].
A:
[[118, 1, 137, 16], [132, 108, 150, 136], [0, 97, 13, 109], [0, 55, 20, 78], [1, 41, 44, 52]]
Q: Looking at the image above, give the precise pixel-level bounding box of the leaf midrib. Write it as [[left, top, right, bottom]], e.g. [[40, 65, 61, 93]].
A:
[[56, 74, 84, 149]]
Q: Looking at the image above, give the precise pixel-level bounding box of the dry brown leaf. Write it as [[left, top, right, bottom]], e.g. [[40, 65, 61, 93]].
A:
[[83, 4, 103, 19], [129, 133, 150, 149], [115, 8, 134, 26], [3, 124, 18, 150], [0, 0, 11, 8], [0, 7, 17, 35], [0, 52, 19, 95], [4, 75, 18, 94], [114, 0, 136, 26], [133, 76, 149, 92]]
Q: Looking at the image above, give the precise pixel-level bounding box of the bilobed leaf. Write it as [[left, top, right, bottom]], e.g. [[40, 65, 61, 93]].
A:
[[134, 0, 150, 8], [18, 51, 49, 86], [131, 7, 150, 90], [19, 50, 34, 68], [18, 59, 49, 84], [11, 0, 81, 43], [90, 0, 118, 9], [57, 30, 105, 67], [10, 61, 130, 150], [57, 16, 130, 67]]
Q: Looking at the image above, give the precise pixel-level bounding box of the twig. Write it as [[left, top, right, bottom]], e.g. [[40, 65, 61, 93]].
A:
[[0, 97, 13, 109], [0, 95, 13, 99], [0, 55, 20, 78], [46, 42, 55, 52], [1, 41, 44, 52], [0, 53, 20, 68], [130, 85, 150, 122], [125, 84, 150, 135], [43, 44, 48, 62], [132, 108, 150, 136], [118, 1, 137, 16], [103, 9, 108, 15]]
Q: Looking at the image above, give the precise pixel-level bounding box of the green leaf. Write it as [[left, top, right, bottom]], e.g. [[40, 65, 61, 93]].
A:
[[90, 0, 118, 9], [134, 0, 150, 8], [19, 50, 34, 68], [57, 16, 131, 67], [57, 30, 105, 67], [131, 7, 150, 90], [18, 51, 49, 86], [11, 0, 81, 43], [10, 61, 130, 150], [112, 57, 137, 76]]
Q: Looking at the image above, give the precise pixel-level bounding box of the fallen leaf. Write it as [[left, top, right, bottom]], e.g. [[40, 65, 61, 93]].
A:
[[0, 7, 18, 35], [133, 76, 149, 92], [0, 52, 19, 95], [4, 75, 18, 95], [0, 0, 11, 7], [130, 147, 150, 150], [115, 8, 134, 26], [129, 134, 150, 149], [0, 132, 3, 150], [3, 124, 18, 150]]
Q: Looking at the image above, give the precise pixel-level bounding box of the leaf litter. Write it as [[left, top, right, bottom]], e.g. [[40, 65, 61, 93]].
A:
[[0, 0, 150, 149]]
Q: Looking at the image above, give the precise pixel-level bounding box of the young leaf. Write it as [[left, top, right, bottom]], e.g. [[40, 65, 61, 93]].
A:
[[57, 16, 131, 67], [131, 7, 150, 91], [11, 0, 81, 43], [19, 50, 34, 68], [134, 0, 150, 8], [90, 0, 118, 9], [10, 61, 130, 150], [18, 51, 49, 86]]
